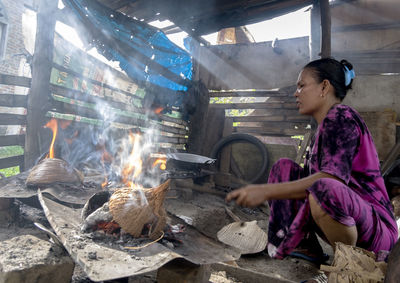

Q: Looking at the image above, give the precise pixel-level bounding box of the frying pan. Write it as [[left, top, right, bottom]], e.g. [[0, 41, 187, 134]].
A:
[[166, 152, 216, 171]]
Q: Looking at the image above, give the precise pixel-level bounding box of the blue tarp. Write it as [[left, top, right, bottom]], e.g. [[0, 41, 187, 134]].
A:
[[62, 0, 192, 93]]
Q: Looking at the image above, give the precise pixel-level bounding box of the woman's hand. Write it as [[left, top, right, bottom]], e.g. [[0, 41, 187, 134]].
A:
[[225, 172, 340, 207], [225, 184, 271, 207]]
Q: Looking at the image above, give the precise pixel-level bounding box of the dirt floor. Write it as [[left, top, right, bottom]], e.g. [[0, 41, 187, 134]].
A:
[[0, 186, 333, 283], [163, 187, 333, 283]]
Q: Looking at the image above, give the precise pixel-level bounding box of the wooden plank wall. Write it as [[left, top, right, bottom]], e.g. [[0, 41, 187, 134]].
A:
[[209, 89, 311, 137], [195, 37, 311, 141], [48, 62, 189, 150], [331, 0, 400, 75], [48, 33, 189, 151], [0, 74, 30, 171], [0, 68, 188, 171], [195, 37, 309, 90]]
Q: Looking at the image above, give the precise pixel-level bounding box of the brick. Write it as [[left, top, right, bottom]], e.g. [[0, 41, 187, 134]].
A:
[[0, 235, 74, 283], [0, 0, 26, 78]]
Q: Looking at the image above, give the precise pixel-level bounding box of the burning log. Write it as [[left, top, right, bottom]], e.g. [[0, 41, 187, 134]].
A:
[[26, 158, 84, 188], [108, 180, 170, 240]]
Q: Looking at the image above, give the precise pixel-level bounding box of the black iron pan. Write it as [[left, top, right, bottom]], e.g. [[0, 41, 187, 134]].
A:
[[166, 153, 216, 171]]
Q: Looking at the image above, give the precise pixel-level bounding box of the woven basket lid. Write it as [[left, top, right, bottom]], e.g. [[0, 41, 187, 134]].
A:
[[217, 220, 268, 254], [26, 158, 83, 187]]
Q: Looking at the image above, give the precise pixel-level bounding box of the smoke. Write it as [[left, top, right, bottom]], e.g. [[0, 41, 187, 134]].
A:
[[29, 4, 173, 188]]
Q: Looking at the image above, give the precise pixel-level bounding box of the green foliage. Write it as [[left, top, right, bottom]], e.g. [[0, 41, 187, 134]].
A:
[[210, 97, 231, 104], [210, 96, 255, 117], [0, 166, 20, 177], [0, 146, 24, 177], [291, 135, 304, 141], [0, 146, 24, 158]]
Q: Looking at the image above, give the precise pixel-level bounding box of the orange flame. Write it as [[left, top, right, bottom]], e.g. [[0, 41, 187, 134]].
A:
[[96, 220, 120, 234], [152, 158, 167, 170], [154, 107, 164, 114], [101, 178, 108, 188], [121, 133, 143, 186], [45, 118, 58, 159], [98, 142, 112, 188]]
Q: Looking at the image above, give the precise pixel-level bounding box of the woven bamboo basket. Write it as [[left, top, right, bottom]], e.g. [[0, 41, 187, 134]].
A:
[[391, 195, 400, 218], [109, 179, 170, 239], [26, 158, 84, 187], [321, 242, 387, 282]]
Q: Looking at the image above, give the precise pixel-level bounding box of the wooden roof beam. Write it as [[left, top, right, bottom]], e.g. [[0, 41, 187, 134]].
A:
[[163, 26, 182, 35], [182, 0, 314, 36], [108, 0, 136, 11]]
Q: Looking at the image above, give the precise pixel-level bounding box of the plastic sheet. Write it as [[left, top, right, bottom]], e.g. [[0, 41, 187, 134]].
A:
[[62, 0, 192, 93]]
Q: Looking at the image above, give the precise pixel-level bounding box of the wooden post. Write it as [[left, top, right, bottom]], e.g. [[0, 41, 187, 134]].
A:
[[220, 117, 233, 173], [201, 108, 225, 157], [186, 39, 210, 155], [25, 0, 57, 169], [185, 81, 209, 154], [310, 0, 321, 60], [320, 0, 331, 58]]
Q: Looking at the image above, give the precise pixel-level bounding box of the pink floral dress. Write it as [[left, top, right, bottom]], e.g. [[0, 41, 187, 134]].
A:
[[267, 104, 398, 259]]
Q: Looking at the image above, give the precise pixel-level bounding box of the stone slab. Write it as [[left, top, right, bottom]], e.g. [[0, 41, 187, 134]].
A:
[[0, 234, 74, 283]]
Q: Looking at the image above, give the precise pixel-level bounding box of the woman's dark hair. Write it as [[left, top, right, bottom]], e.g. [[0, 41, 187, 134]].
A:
[[304, 58, 354, 100]]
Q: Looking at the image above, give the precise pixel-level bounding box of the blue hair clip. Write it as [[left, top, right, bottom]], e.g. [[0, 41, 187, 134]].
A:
[[344, 66, 355, 86]]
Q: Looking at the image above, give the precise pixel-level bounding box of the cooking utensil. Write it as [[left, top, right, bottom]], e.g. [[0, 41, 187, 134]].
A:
[[34, 222, 64, 247], [166, 152, 216, 171], [166, 153, 216, 164]]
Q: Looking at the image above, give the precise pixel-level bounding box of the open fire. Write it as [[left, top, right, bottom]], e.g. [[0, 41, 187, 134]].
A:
[[87, 130, 170, 239], [30, 117, 172, 241], [19, 115, 221, 269], [0, 117, 240, 282]]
